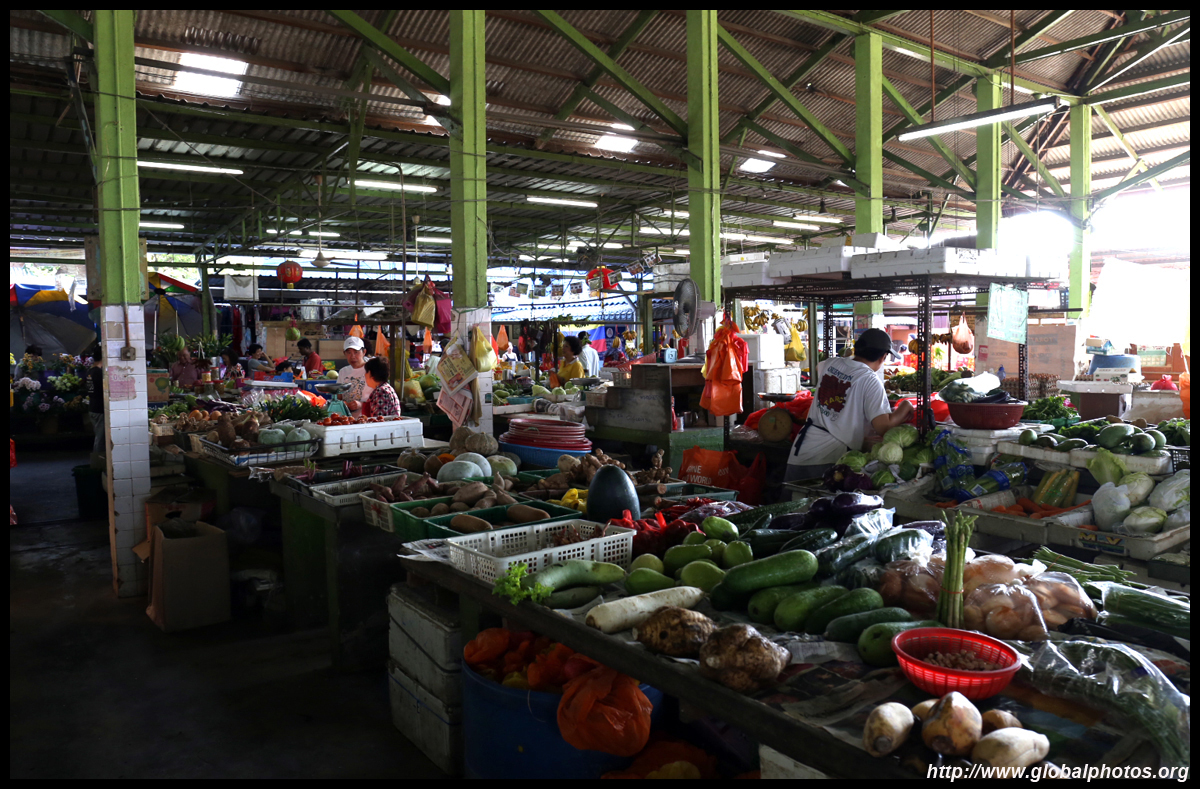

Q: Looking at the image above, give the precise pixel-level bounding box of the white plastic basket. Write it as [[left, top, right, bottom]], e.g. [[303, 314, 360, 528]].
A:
[[445, 520, 634, 585], [306, 472, 413, 508], [362, 491, 394, 531]]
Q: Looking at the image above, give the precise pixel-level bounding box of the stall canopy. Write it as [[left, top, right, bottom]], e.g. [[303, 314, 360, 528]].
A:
[[9, 284, 98, 358], [145, 272, 203, 341]]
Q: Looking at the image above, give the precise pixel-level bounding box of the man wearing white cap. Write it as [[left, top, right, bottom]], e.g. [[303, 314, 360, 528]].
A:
[[337, 336, 374, 417]]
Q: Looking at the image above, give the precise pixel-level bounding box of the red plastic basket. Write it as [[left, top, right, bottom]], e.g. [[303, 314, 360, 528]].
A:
[[946, 401, 1027, 430], [892, 627, 1020, 700]]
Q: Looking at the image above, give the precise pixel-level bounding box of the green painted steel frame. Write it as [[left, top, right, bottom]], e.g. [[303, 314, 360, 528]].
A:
[[93, 10, 142, 305], [687, 10, 720, 304], [327, 10, 450, 97], [1002, 122, 1066, 198], [1089, 24, 1191, 92], [449, 10, 488, 308], [1068, 103, 1092, 317], [880, 77, 977, 189], [1016, 10, 1190, 64], [974, 75, 1002, 249], [1093, 106, 1162, 192], [854, 33, 883, 234], [1091, 150, 1191, 201], [37, 10, 93, 41]]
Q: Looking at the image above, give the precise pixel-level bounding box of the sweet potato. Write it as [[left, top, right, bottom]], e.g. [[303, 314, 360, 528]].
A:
[[453, 481, 489, 505], [430, 503, 451, 517], [449, 502, 469, 512], [450, 514, 491, 534], [507, 504, 549, 524]]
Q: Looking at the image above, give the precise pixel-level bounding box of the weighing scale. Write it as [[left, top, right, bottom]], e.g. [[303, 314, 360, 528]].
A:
[[313, 381, 352, 417]]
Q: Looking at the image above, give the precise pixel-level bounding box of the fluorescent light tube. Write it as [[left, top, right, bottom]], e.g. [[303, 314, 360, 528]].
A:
[[757, 149, 786, 158], [773, 220, 821, 231], [354, 180, 438, 193], [738, 158, 776, 174], [527, 196, 599, 208], [138, 161, 243, 175], [139, 222, 185, 229], [793, 214, 844, 224], [740, 234, 789, 244], [415, 236, 452, 244], [308, 231, 339, 238], [897, 99, 1061, 141]]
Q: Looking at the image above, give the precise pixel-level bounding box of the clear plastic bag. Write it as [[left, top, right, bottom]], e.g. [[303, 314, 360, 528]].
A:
[[1021, 571, 1097, 631], [962, 554, 1039, 596], [1092, 482, 1132, 531], [964, 582, 1048, 641], [878, 557, 943, 618]]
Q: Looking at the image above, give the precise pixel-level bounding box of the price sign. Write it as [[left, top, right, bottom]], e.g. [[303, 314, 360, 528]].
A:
[[509, 287, 519, 298], [570, 281, 583, 294], [551, 284, 564, 297], [986, 284, 1029, 344]]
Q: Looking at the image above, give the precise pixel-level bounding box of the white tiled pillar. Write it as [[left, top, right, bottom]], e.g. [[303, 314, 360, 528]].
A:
[[452, 306, 493, 435], [102, 304, 152, 598]]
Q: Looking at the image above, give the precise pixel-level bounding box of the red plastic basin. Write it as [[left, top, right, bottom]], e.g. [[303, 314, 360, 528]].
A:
[[946, 401, 1027, 430]]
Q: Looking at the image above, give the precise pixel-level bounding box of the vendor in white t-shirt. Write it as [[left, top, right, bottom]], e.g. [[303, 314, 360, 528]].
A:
[[337, 336, 374, 417], [786, 329, 914, 482]]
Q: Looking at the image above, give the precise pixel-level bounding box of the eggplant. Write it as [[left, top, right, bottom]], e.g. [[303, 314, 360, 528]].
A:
[[902, 520, 946, 540], [823, 465, 851, 492], [807, 497, 834, 518], [843, 471, 875, 492], [830, 491, 883, 516], [770, 512, 811, 531]]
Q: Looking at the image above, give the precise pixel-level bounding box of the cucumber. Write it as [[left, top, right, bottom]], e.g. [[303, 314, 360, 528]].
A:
[[1145, 429, 1167, 449], [708, 580, 750, 611], [746, 511, 774, 533], [1097, 424, 1136, 448], [524, 560, 625, 592], [824, 607, 912, 642], [872, 529, 933, 564], [1055, 438, 1088, 452], [806, 587, 884, 634], [746, 582, 818, 624], [1128, 433, 1156, 453], [725, 499, 810, 526], [743, 529, 800, 557], [722, 550, 818, 595], [544, 585, 602, 609], [624, 568, 676, 596], [773, 585, 848, 632], [779, 527, 839, 554], [813, 534, 875, 576], [858, 620, 942, 666], [1034, 435, 1059, 448], [663, 544, 713, 576]]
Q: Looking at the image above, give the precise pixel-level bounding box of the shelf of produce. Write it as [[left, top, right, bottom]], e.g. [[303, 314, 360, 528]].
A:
[[396, 553, 904, 780]]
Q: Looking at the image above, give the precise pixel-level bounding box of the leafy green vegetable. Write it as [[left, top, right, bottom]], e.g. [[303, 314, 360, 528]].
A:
[[837, 450, 869, 472], [1086, 448, 1127, 486], [874, 442, 903, 464], [871, 469, 895, 487], [492, 563, 551, 605], [1022, 395, 1078, 421], [883, 424, 918, 447]]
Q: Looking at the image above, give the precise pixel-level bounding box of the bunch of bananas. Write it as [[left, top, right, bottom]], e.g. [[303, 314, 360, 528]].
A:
[[621, 330, 637, 342], [742, 305, 786, 332]]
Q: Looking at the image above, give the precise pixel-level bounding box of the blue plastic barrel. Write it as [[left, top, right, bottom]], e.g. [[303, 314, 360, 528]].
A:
[[461, 662, 664, 779]]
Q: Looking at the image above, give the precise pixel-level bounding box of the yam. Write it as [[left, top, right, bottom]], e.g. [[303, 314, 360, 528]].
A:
[[411, 507, 431, 519], [424, 454, 445, 476], [449, 502, 469, 512], [430, 503, 451, 517], [475, 496, 497, 510], [453, 481, 489, 505], [633, 606, 716, 658], [492, 485, 516, 506], [450, 514, 491, 534], [507, 504, 549, 524]]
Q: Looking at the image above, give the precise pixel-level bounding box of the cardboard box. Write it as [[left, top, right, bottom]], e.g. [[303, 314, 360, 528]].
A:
[[137, 521, 230, 633], [262, 321, 326, 361], [147, 369, 170, 403], [144, 486, 216, 541]]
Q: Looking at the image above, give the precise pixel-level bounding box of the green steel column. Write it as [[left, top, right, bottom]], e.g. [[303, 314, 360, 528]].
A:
[[975, 75, 1003, 249], [1069, 104, 1093, 316], [686, 10, 721, 304], [449, 10, 487, 308], [200, 260, 212, 335], [854, 33, 883, 234], [94, 10, 142, 305]]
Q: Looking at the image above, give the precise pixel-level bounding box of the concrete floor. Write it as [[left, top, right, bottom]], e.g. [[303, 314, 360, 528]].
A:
[[10, 451, 447, 779]]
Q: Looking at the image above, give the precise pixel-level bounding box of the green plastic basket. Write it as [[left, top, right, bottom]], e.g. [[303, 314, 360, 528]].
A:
[[516, 468, 559, 483], [424, 500, 580, 540], [389, 496, 455, 541], [659, 483, 739, 502]]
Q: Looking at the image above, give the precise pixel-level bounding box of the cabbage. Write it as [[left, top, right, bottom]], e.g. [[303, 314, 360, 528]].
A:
[[914, 447, 934, 464], [883, 424, 919, 448], [871, 469, 896, 488], [1113, 506, 1168, 536], [837, 450, 869, 472], [1092, 482, 1132, 531], [1118, 472, 1155, 507], [1086, 448, 1128, 486], [901, 446, 920, 463], [1164, 504, 1189, 531], [532, 385, 551, 396], [1148, 470, 1190, 512], [875, 442, 904, 464], [898, 462, 919, 482]]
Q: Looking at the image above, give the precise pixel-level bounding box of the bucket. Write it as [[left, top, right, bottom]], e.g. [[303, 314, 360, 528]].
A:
[[72, 464, 108, 519], [461, 662, 664, 779]]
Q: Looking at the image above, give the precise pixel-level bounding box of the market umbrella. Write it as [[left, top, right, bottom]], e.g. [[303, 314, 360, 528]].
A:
[[145, 273, 203, 342], [9, 285, 98, 357]]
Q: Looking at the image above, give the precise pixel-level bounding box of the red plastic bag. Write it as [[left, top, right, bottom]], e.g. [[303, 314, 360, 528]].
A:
[[10, 439, 16, 469], [679, 446, 741, 488], [426, 277, 453, 335], [734, 452, 767, 505], [557, 665, 653, 757], [744, 390, 813, 439]]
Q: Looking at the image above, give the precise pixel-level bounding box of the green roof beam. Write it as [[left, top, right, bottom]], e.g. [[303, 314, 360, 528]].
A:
[[1091, 150, 1190, 202], [537, 10, 659, 147], [1089, 24, 1190, 92], [880, 152, 973, 198], [533, 10, 687, 138], [716, 24, 855, 167], [37, 10, 93, 42], [1017, 10, 1191, 64], [1093, 105, 1162, 192], [327, 10, 450, 97], [741, 120, 859, 181], [341, 10, 399, 93], [1002, 122, 1066, 198], [880, 77, 977, 189], [1084, 72, 1191, 105], [582, 89, 702, 170]]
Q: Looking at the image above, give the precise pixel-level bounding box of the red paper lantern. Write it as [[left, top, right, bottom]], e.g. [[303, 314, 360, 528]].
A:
[[277, 260, 303, 289], [586, 266, 615, 290]]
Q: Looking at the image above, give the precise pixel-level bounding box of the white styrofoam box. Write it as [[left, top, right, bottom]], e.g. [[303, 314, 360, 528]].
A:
[[387, 584, 462, 705], [738, 333, 784, 367], [302, 416, 423, 458], [820, 236, 849, 248], [967, 445, 997, 466], [852, 232, 900, 251], [721, 259, 789, 288], [721, 251, 769, 265], [850, 246, 999, 279], [750, 366, 800, 411], [1046, 519, 1190, 561], [387, 660, 461, 776], [1069, 448, 1171, 476], [767, 245, 871, 278]]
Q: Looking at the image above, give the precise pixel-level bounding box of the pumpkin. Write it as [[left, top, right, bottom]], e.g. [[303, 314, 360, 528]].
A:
[[438, 453, 457, 465]]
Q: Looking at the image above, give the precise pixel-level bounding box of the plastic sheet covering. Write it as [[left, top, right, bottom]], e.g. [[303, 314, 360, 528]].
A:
[[1024, 639, 1190, 768]]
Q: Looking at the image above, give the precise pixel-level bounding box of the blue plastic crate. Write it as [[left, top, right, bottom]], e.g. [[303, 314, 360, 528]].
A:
[[498, 441, 590, 470]]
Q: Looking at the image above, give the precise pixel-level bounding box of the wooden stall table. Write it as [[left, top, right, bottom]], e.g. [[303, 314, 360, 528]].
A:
[[397, 551, 905, 780]]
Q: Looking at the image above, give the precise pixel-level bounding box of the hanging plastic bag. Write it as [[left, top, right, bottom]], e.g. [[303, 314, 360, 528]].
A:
[[783, 321, 806, 362], [470, 326, 497, 372], [426, 278, 453, 335], [951, 311, 974, 354], [422, 328, 433, 355], [699, 314, 749, 417], [496, 325, 510, 354], [734, 452, 767, 505], [374, 327, 391, 358], [400, 280, 424, 313], [557, 663, 653, 757], [411, 284, 436, 328], [348, 324, 365, 339]]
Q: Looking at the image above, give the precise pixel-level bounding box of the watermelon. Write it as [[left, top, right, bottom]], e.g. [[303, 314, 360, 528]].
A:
[[437, 460, 484, 483], [286, 326, 302, 341], [258, 428, 287, 446], [455, 452, 492, 477], [586, 465, 638, 523]]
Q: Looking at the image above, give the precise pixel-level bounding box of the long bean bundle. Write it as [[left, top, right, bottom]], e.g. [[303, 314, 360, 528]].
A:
[[1024, 547, 1134, 583], [936, 510, 977, 628]]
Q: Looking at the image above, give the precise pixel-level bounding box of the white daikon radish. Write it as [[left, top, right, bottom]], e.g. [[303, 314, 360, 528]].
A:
[[585, 587, 706, 634]]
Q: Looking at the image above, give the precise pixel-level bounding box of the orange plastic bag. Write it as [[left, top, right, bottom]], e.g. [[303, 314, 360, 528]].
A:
[[348, 324, 365, 339], [422, 328, 433, 355], [557, 666, 653, 757], [374, 328, 391, 358], [1181, 372, 1191, 418], [496, 325, 510, 354], [700, 314, 749, 417], [463, 627, 511, 666], [679, 445, 741, 488]]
